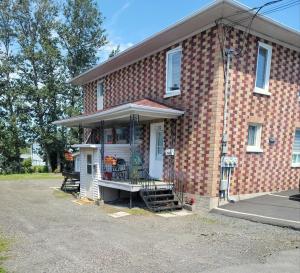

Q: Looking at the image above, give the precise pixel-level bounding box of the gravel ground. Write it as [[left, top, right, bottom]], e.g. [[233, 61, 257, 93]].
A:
[[0, 179, 299, 273]]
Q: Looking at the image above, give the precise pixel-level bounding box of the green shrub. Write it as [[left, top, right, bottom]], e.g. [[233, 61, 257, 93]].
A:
[[32, 165, 48, 173], [21, 158, 32, 169]]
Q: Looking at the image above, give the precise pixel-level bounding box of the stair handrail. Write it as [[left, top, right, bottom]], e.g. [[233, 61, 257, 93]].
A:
[[171, 170, 185, 205]]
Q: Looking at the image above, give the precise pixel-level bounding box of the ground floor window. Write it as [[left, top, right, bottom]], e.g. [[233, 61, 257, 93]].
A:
[[87, 154, 92, 174], [246, 123, 263, 153], [292, 129, 300, 167]]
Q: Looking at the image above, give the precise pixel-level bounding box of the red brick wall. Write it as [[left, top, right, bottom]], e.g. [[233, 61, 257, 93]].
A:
[[82, 25, 300, 198], [83, 27, 221, 196], [223, 29, 300, 196]]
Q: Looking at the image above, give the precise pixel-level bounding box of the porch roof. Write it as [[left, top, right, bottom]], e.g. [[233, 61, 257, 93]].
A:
[[53, 99, 184, 128]]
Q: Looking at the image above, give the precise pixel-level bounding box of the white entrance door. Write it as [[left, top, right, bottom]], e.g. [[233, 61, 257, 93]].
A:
[[149, 122, 164, 180], [82, 152, 94, 199]]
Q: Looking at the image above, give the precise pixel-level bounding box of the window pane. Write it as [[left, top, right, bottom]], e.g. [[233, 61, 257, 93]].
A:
[[104, 129, 113, 144], [116, 127, 129, 144], [292, 154, 300, 164], [247, 125, 257, 146], [97, 82, 104, 110], [156, 128, 164, 159], [167, 50, 182, 92], [87, 154, 92, 174], [292, 130, 300, 153], [256, 47, 268, 88], [87, 154, 92, 164], [97, 82, 104, 96]]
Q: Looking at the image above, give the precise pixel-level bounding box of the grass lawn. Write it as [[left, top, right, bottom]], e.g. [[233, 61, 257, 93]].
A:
[[52, 189, 73, 199], [0, 173, 61, 181], [0, 233, 9, 273]]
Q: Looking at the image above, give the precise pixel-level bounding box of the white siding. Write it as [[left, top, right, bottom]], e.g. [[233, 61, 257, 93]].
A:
[[78, 144, 131, 200], [104, 144, 131, 162]]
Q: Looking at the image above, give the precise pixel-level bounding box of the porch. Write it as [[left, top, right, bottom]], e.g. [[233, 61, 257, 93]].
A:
[[54, 99, 185, 211]]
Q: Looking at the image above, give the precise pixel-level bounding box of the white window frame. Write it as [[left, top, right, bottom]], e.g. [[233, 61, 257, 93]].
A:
[[246, 123, 263, 153], [292, 129, 300, 167], [165, 46, 182, 98], [254, 42, 272, 96], [96, 80, 104, 110]]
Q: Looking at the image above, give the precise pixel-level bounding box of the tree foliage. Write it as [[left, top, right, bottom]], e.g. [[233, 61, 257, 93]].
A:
[[109, 45, 120, 58], [0, 0, 107, 173], [0, 0, 29, 173]]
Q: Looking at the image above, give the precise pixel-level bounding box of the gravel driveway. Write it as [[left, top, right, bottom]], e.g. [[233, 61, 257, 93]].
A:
[[0, 179, 299, 273]]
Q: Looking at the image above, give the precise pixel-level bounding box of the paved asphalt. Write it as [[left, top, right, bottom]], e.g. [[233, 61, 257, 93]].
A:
[[213, 189, 300, 230]]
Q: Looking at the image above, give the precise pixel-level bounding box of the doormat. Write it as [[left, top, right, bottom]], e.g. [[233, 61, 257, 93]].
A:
[[72, 198, 94, 205], [108, 211, 131, 218]]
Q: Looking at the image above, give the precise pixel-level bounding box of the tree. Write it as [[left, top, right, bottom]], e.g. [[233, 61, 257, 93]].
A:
[[57, 0, 107, 117], [109, 45, 120, 58], [58, 0, 107, 78], [0, 0, 108, 173], [57, 0, 107, 159], [0, 0, 28, 173], [13, 0, 65, 172]]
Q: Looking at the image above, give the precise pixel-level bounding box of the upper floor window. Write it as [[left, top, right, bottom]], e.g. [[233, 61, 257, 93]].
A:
[[97, 81, 104, 110], [292, 129, 300, 167], [246, 123, 263, 153], [254, 42, 272, 95], [165, 47, 182, 97]]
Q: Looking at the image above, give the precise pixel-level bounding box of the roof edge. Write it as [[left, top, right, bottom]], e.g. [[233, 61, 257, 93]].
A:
[[70, 0, 300, 86]]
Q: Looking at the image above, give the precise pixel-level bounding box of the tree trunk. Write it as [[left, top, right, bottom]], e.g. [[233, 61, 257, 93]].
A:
[[56, 151, 61, 173], [45, 150, 52, 172]]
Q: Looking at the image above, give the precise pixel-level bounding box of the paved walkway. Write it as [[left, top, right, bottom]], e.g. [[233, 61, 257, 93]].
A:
[[213, 189, 300, 230]]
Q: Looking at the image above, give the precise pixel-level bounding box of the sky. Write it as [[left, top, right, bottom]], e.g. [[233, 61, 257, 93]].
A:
[[98, 0, 300, 60]]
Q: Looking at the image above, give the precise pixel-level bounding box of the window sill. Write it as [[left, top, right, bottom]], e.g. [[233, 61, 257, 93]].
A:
[[246, 146, 263, 153], [291, 163, 300, 168], [164, 90, 181, 98], [253, 88, 271, 96]]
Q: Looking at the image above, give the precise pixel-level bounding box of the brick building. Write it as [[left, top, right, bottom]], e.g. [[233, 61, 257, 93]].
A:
[[54, 0, 300, 210]]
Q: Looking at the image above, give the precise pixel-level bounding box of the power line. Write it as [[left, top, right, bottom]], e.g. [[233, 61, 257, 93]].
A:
[[226, 0, 300, 26], [215, 0, 299, 76], [220, 0, 300, 56]]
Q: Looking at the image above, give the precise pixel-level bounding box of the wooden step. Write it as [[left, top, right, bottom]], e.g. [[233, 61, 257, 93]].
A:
[[142, 189, 172, 195], [152, 204, 182, 212], [145, 194, 174, 199], [148, 199, 177, 205]]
